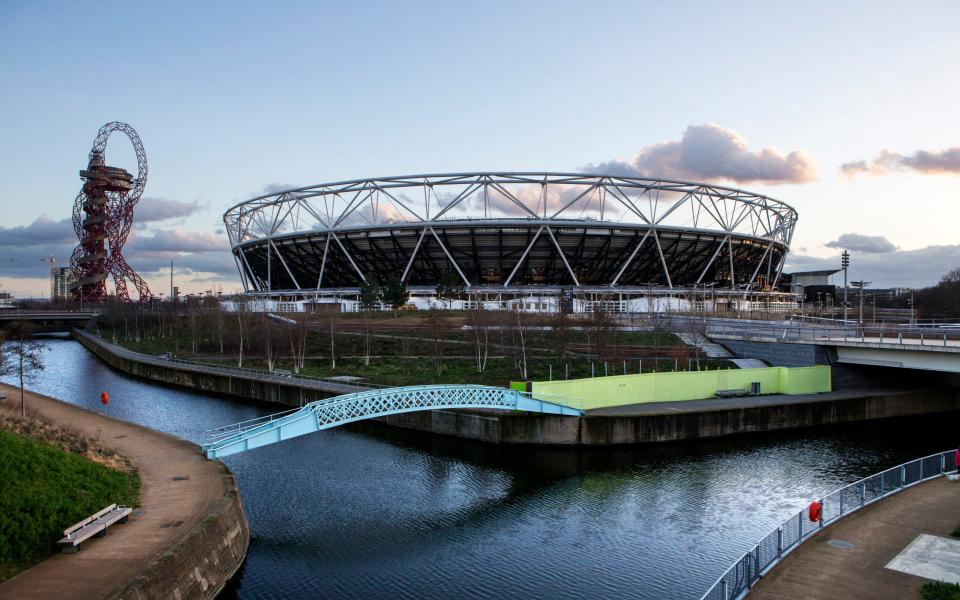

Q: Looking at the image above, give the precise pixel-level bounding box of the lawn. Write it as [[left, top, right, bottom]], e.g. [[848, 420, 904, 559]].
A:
[[0, 428, 140, 581]]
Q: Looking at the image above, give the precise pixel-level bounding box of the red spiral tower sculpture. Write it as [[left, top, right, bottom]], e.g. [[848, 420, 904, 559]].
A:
[[70, 122, 152, 302]]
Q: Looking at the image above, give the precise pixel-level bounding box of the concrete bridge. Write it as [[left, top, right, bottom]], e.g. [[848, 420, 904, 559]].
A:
[[202, 385, 582, 459], [0, 311, 97, 333], [707, 322, 960, 374]]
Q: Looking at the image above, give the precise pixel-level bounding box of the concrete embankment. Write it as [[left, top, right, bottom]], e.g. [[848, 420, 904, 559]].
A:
[[378, 388, 960, 444], [73, 328, 960, 446], [0, 385, 249, 600], [73, 328, 358, 405]]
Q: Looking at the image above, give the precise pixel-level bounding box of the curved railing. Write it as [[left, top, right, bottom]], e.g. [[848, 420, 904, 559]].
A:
[[700, 449, 958, 600], [202, 384, 582, 459]]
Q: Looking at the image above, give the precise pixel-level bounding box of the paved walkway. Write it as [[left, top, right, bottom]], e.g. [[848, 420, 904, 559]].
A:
[[586, 387, 908, 416], [749, 476, 960, 600], [0, 384, 231, 600]]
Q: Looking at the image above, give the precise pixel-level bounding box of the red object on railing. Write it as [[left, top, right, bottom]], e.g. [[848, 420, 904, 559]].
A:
[[100, 391, 109, 405], [808, 500, 822, 522]]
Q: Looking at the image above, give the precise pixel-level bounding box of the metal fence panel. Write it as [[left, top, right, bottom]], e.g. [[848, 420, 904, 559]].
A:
[[699, 451, 953, 600]]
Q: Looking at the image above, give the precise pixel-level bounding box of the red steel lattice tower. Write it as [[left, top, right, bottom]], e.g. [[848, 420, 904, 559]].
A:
[[70, 122, 152, 302]]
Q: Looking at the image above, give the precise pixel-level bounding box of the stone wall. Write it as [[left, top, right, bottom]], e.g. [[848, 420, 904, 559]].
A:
[[110, 463, 249, 600]]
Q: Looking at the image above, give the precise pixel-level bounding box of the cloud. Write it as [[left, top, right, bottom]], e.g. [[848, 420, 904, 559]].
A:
[[824, 233, 896, 254], [260, 182, 298, 196], [0, 216, 74, 246], [134, 197, 205, 222], [585, 124, 818, 185], [786, 244, 960, 288], [128, 229, 227, 253], [842, 147, 960, 177]]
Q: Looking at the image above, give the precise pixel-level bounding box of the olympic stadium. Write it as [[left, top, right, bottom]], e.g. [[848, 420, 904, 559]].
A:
[[223, 173, 798, 310]]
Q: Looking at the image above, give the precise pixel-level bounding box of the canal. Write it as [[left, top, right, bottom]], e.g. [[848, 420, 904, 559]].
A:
[[4, 335, 956, 599]]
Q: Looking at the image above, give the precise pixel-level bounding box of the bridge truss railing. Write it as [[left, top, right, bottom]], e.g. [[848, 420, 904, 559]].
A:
[[202, 384, 582, 459], [704, 321, 960, 347], [699, 449, 957, 600]]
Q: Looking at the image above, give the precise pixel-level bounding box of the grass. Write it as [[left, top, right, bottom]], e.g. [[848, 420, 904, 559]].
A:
[[101, 315, 732, 388], [921, 582, 960, 600], [953, 524, 960, 538], [0, 419, 139, 581]]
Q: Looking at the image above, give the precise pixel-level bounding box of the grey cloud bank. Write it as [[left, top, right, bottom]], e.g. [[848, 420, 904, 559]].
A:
[[825, 233, 896, 254], [842, 147, 960, 176], [586, 124, 818, 185]]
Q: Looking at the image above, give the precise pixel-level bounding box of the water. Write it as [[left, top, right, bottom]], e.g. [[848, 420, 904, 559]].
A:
[[4, 335, 956, 599]]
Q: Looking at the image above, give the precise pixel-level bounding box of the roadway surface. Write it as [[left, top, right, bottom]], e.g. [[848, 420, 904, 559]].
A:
[[749, 476, 960, 600], [0, 384, 237, 600], [585, 388, 906, 416]]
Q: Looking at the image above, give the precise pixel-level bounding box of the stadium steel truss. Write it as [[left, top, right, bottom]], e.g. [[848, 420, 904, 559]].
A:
[[223, 173, 798, 297]]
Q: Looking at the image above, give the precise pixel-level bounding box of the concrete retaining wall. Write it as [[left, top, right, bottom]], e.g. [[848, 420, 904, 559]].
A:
[[74, 331, 321, 408], [383, 389, 960, 445], [75, 329, 960, 447], [112, 464, 249, 600]]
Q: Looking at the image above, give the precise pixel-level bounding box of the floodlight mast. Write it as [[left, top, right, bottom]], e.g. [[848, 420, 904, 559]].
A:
[[841, 250, 850, 322]]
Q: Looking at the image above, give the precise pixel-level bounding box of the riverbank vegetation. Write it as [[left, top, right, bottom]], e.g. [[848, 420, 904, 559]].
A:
[[96, 302, 737, 386], [921, 582, 960, 600], [0, 409, 139, 581]]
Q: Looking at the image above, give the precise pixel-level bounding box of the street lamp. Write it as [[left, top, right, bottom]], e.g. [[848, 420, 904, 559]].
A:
[[841, 250, 850, 323], [851, 280, 871, 333]]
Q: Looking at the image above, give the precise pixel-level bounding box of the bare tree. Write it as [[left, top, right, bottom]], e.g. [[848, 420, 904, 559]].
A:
[[514, 307, 528, 380], [288, 317, 310, 374], [427, 308, 448, 376], [261, 313, 279, 372], [359, 278, 380, 366], [0, 321, 49, 417], [232, 298, 251, 368], [468, 298, 489, 374], [212, 294, 225, 355], [327, 306, 339, 370]]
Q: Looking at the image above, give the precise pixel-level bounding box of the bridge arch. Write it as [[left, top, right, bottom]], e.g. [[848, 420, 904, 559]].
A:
[[203, 384, 580, 459]]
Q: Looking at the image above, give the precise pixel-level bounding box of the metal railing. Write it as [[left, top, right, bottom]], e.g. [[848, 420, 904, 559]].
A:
[[700, 449, 958, 600], [703, 321, 960, 348], [73, 329, 385, 392]]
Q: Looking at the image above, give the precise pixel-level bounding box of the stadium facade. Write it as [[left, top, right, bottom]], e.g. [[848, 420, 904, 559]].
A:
[[224, 173, 799, 312]]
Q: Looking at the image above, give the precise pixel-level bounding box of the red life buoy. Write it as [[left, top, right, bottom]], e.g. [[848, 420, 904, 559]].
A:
[[808, 500, 822, 522], [100, 391, 109, 405]]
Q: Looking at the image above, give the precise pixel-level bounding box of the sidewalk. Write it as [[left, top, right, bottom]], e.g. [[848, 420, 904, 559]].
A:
[[0, 384, 246, 600], [749, 476, 960, 600]]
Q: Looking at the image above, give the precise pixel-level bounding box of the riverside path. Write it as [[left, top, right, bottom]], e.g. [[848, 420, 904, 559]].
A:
[[0, 384, 248, 600]]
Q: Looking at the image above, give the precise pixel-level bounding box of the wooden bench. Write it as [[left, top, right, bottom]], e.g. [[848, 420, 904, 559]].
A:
[[58, 504, 132, 553], [715, 388, 748, 398]]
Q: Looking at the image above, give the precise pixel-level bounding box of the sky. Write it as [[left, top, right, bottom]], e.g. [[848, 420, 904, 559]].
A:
[[1, 0, 958, 297]]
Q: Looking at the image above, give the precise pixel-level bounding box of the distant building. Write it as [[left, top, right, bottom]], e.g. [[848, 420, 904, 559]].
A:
[[52, 267, 76, 302], [0, 289, 14, 310], [782, 269, 840, 303]]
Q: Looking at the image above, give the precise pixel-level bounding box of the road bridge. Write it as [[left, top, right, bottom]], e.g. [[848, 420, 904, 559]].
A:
[[0, 311, 97, 333], [708, 323, 960, 374], [202, 385, 581, 459]]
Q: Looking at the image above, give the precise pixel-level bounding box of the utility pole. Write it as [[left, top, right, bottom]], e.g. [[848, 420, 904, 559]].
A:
[[841, 250, 850, 323], [851, 280, 871, 333]]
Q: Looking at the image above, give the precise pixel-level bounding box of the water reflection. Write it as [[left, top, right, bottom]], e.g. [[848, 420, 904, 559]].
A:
[[4, 336, 956, 599]]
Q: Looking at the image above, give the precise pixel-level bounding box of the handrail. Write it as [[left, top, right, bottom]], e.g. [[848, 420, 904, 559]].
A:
[[699, 449, 958, 600], [73, 328, 385, 390]]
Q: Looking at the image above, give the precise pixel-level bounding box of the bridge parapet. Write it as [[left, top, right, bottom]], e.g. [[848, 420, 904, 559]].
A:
[[203, 384, 581, 459]]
